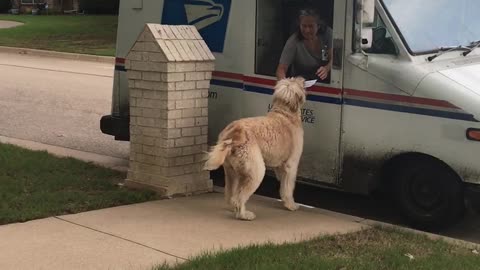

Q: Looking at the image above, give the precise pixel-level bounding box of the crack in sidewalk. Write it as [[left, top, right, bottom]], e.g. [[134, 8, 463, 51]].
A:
[[54, 216, 189, 262]]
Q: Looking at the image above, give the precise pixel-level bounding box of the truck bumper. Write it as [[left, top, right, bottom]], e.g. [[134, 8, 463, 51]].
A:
[[100, 115, 130, 141]]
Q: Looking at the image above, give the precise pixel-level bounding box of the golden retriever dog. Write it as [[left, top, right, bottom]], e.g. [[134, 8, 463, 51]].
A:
[[203, 77, 307, 220]]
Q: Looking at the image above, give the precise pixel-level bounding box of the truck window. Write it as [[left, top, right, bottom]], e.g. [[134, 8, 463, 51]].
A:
[[382, 0, 480, 54], [255, 0, 334, 82], [364, 9, 398, 55]]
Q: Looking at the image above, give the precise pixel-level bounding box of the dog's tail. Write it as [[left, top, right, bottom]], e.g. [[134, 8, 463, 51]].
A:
[[203, 139, 233, 171]]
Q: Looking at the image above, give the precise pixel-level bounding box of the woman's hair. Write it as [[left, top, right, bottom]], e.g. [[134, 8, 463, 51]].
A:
[[299, 8, 320, 21], [296, 8, 326, 40]]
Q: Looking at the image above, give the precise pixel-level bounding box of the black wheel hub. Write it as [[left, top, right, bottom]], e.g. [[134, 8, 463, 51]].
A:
[[409, 173, 443, 212]]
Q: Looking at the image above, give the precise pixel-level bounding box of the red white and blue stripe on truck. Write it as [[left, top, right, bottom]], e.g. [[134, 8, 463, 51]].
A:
[[211, 71, 478, 123], [115, 58, 127, 72], [114, 60, 477, 122]]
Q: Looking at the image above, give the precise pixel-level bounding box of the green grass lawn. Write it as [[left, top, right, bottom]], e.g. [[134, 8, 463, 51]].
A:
[[0, 143, 158, 225], [0, 15, 117, 56], [155, 228, 480, 270]]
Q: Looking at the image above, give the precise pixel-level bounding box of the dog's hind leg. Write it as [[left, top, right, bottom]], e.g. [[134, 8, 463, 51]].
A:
[[278, 163, 300, 211], [231, 149, 265, 221], [223, 163, 237, 211], [274, 167, 285, 182]]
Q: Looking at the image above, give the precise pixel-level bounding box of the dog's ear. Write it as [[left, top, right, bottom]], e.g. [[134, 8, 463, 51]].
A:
[[295, 76, 306, 87], [295, 88, 306, 108], [294, 80, 306, 109]]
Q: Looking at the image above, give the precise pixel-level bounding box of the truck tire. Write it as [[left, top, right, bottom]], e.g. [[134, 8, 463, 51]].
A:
[[392, 155, 465, 230]]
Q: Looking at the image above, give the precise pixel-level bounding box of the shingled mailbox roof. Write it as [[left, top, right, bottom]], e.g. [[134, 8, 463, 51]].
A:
[[128, 24, 215, 62]]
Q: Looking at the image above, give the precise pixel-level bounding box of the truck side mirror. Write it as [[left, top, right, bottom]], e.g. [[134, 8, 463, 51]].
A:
[[361, 28, 373, 49], [356, 0, 375, 50]]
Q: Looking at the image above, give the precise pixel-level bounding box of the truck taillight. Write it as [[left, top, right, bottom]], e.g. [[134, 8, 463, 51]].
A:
[[467, 128, 480, 141]]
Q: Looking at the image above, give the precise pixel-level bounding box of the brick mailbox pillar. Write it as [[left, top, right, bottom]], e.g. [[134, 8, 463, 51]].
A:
[[124, 24, 215, 196]]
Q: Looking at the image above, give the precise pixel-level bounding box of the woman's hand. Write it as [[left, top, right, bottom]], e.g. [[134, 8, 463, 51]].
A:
[[316, 65, 330, 80], [276, 64, 288, 80]]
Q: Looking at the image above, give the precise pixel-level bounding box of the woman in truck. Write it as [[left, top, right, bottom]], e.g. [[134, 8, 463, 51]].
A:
[[276, 8, 333, 83]]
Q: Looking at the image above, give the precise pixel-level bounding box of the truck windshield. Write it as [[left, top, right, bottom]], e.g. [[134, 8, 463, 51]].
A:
[[381, 0, 480, 54]]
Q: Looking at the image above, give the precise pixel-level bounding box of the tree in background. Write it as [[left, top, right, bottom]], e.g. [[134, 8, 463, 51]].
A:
[[0, 0, 11, 12], [9, 0, 20, 10], [0, 0, 119, 14]]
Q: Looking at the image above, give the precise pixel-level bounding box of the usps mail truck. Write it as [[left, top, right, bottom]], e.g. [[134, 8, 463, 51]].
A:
[[100, 0, 480, 229]]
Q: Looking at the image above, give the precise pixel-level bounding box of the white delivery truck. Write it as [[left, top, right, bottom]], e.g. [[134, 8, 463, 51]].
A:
[[100, 0, 480, 229]]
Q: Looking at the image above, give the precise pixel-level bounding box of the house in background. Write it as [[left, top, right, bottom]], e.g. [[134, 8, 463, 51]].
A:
[[15, 0, 79, 13]]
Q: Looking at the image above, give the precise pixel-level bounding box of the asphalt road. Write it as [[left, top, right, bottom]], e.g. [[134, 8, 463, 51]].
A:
[[0, 51, 129, 158], [1, 51, 479, 245]]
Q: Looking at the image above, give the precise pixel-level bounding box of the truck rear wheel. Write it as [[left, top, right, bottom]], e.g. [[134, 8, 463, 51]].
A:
[[391, 155, 465, 230]]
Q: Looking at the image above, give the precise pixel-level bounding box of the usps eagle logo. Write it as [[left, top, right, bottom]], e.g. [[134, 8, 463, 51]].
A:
[[184, 0, 224, 30], [162, 0, 231, 52]]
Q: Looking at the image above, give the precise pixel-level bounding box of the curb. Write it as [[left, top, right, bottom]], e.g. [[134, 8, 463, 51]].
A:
[[212, 187, 480, 250], [360, 219, 480, 251], [0, 135, 128, 172], [0, 46, 115, 64]]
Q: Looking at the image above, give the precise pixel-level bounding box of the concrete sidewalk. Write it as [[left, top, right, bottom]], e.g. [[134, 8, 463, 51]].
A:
[[0, 46, 115, 64], [0, 20, 24, 29], [0, 192, 367, 270], [0, 135, 369, 269]]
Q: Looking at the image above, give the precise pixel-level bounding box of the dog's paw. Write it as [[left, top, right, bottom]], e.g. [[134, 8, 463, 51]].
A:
[[284, 202, 300, 211], [236, 211, 256, 221], [225, 200, 235, 212]]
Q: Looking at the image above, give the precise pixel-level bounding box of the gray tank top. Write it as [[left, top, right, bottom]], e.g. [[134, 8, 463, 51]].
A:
[[279, 27, 333, 80]]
